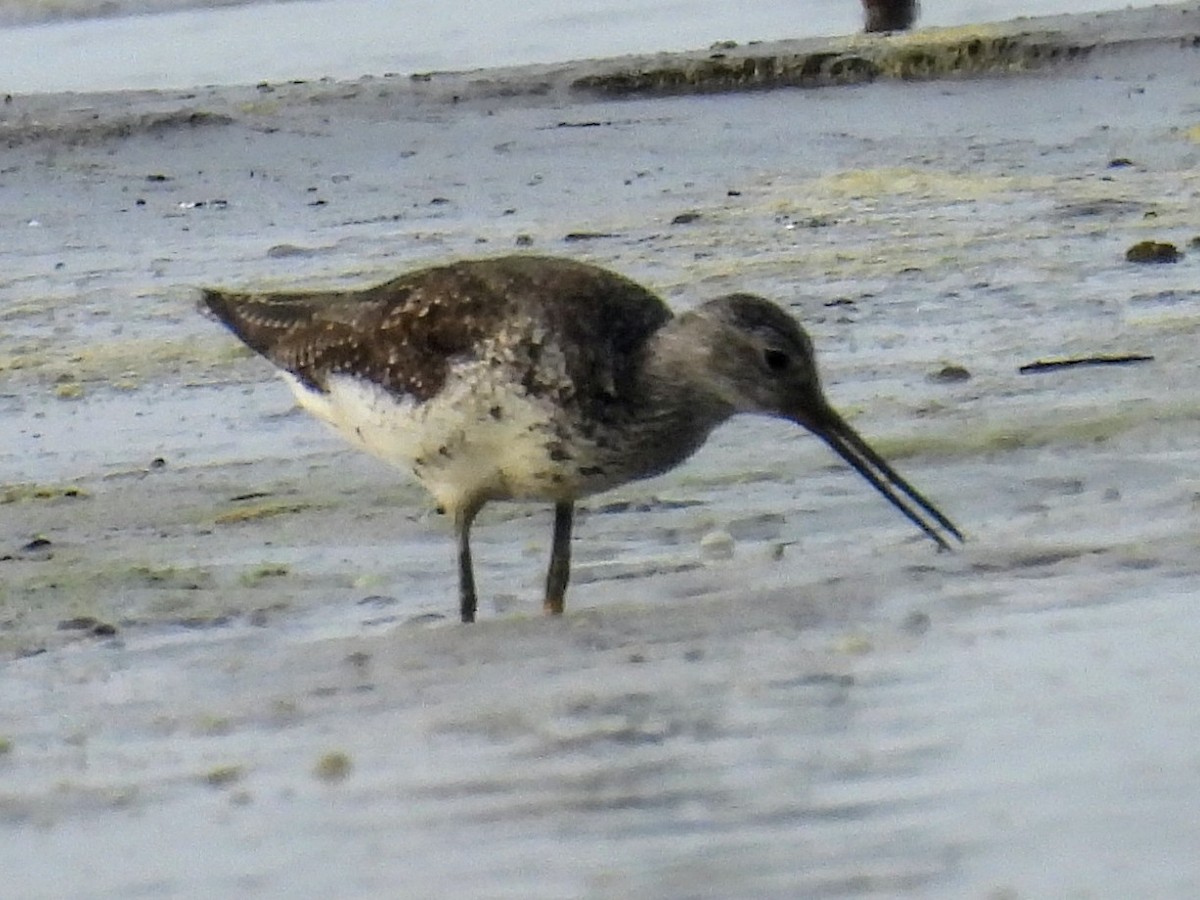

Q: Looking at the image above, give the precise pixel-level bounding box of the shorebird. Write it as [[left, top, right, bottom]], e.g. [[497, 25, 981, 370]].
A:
[[203, 255, 961, 623], [862, 0, 917, 32]]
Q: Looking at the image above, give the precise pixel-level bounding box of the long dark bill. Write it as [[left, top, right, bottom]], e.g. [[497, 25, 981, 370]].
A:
[[810, 407, 964, 551]]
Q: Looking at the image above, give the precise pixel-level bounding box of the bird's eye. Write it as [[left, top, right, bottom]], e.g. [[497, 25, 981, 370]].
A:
[[763, 348, 790, 373]]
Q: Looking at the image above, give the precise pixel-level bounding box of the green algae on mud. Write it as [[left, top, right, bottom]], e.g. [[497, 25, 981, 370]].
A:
[[4, 560, 214, 606], [213, 501, 313, 525], [201, 764, 245, 788], [885, 395, 1200, 460], [569, 8, 1199, 97], [238, 564, 291, 586], [571, 50, 880, 95], [0, 483, 88, 504], [0, 555, 292, 656], [313, 751, 353, 783], [0, 108, 234, 150], [0, 333, 251, 393]]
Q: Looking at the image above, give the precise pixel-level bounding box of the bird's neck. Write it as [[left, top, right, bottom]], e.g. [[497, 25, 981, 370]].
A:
[[623, 315, 738, 474]]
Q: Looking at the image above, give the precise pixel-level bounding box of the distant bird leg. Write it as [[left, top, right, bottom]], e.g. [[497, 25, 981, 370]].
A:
[[863, 0, 917, 32]]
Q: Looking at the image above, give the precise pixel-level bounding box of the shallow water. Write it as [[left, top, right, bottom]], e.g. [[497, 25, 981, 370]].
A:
[[2, 14, 1200, 899], [0, 0, 1168, 92]]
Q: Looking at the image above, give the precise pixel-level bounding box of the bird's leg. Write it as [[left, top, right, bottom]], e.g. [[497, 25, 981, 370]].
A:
[[544, 501, 574, 615], [454, 503, 482, 623]]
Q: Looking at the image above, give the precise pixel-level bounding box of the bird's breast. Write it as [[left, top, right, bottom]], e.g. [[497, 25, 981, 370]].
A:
[[281, 366, 643, 512]]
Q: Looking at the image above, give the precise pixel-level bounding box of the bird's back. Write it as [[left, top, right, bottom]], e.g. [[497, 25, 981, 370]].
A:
[[201, 255, 673, 410]]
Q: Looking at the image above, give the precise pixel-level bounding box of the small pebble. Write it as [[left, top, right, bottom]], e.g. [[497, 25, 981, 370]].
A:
[[901, 611, 932, 635], [267, 243, 317, 258], [928, 364, 971, 383], [357, 594, 399, 608], [405, 612, 447, 625], [1125, 240, 1180, 263], [203, 765, 244, 788], [58, 616, 102, 631]]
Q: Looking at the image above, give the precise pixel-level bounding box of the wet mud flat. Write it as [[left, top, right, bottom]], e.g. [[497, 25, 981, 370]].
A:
[[2, 5, 1200, 897]]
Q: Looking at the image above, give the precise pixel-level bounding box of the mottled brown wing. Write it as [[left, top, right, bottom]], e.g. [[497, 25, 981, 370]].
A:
[[202, 270, 495, 401], [203, 285, 394, 390], [202, 256, 674, 405]]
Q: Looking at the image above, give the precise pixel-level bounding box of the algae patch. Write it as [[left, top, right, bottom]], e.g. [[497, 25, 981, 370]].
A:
[[201, 764, 245, 788], [5, 562, 215, 619], [53, 382, 85, 400], [572, 51, 878, 96], [0, 333, 250, 391], [812, 168, 1022, 203], [214, 502, 312, 525], [239, 565, 290, 586], [570, 21, 1103, 98], [888, 397, 1200, 460], [313, 751, 353, 783], [0, 483, 88, 504]]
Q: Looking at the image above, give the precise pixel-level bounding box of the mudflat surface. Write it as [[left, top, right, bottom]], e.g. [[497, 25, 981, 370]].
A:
[[2, 8, 1200, 898]]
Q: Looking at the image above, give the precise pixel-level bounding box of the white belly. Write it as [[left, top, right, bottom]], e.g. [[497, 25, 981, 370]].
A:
[[282, 371, 594, 514]]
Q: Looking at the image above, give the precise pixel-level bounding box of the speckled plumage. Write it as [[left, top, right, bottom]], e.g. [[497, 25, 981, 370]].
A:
[[203, 255, 962, 622]]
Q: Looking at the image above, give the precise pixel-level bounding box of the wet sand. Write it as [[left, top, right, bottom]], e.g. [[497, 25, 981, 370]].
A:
[[3, 5, 1200, 897]]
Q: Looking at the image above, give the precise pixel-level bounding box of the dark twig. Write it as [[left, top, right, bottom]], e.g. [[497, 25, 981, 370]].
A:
[[1018, 354, 1153, 374]]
